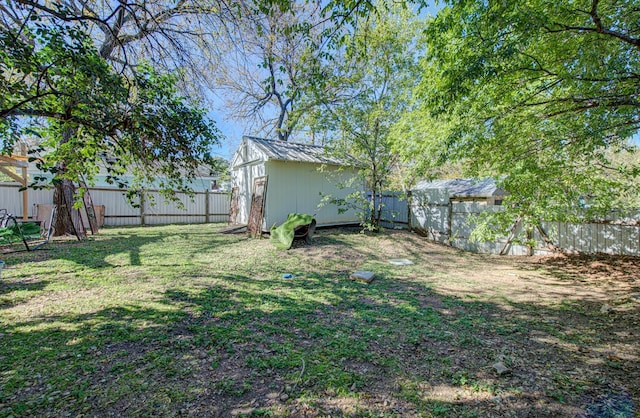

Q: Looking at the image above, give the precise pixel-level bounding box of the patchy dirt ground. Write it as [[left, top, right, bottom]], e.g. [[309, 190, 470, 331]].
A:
[[1, 225, 638, 417], [275, 229, 640, 417]]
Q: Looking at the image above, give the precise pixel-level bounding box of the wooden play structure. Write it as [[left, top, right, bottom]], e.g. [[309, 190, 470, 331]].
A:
[[0, 146, 99, 240], [0, 148, 30, 221]]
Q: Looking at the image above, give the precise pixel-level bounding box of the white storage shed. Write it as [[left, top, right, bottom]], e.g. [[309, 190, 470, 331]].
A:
[[230, 136, 362, 232]]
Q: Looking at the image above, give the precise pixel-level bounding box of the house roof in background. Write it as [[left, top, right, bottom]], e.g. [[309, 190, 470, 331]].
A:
[[193, 163, 218, 178], [414, 178, 506, 198], [243, 136, 355, 166]]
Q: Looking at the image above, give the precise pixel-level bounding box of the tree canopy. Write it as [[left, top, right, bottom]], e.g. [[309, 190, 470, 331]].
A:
[[399, 0, 640, 226], [214, 0, 377, 142], [0, 4, 220, 195], [0, 0, 379, 235], [4, 0, 640, 236], [305, 3, 420, 229], [214, 2, 323, 141]]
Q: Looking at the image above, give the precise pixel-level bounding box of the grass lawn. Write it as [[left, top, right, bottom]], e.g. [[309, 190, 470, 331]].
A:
[[1, 224, 638, 417]]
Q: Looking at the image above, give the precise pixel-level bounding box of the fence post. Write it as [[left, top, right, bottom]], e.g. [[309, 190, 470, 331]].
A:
[[407, 190, 412, 230], [447, 198, 453, 245], [205, 189, 210, 223], [140, 190, 145, 226], [20, 143, 28, 220]]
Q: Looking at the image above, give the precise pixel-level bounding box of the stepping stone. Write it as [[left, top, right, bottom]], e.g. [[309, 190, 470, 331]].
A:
[[350, 270, 375, 283], [388, 258, 414, 266], [492, 361, 510, 376]]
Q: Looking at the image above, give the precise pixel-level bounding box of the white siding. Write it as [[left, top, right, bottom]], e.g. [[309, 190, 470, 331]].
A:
[[229, 138, 363, 230], [231, 162, 266, 224], [264, 161, 360, 229]]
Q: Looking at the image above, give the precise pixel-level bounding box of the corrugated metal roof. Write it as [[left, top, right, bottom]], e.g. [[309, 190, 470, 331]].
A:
[[414, 178, 506, 198], [244, 136, 355, 166]]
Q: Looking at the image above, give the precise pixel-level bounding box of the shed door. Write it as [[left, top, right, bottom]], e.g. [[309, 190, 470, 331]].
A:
[[247, 176, 268, 237]]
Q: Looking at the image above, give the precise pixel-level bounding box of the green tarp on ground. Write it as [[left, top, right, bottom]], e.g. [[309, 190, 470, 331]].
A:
[[270, 213, 314, 250]]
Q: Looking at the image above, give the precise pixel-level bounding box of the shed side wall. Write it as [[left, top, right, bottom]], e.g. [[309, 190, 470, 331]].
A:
[[264, 160, 360, 229]]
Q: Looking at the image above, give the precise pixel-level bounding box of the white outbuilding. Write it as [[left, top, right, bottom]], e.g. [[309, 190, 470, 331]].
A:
[[230, 136, 362, 233]]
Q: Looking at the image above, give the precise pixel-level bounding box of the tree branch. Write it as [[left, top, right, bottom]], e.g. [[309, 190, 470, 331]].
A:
[[543, 4, 640, 53]]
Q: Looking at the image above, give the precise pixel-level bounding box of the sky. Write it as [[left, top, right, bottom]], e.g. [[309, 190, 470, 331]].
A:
[[207, 0, 640, 164], [207, 2, 444, 162], [208, 110, 243, 161]]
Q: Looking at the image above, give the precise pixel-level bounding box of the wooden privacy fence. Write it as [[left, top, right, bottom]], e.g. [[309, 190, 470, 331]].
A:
[[0, 183, 230, 227], [365, 191, 410, 229], [382, 188, 640, 257]]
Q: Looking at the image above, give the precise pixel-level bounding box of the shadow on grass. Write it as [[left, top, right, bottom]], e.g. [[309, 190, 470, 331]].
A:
[[0, 277, 50, 310], [0, 277, 49, 296], [1, 265, 638, 417], [521, 253, 640, 292], [3, 227, 246, 272]]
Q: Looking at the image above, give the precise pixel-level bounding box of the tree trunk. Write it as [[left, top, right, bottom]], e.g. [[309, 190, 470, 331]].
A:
[[53, 178, 79, 237], [52, 128, 86, 239], [375, 188, 384, 229]]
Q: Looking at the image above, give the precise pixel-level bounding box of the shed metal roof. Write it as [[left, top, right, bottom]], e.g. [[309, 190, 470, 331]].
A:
[[244, 136, 355, 166], [414, 178, 506, 198]]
